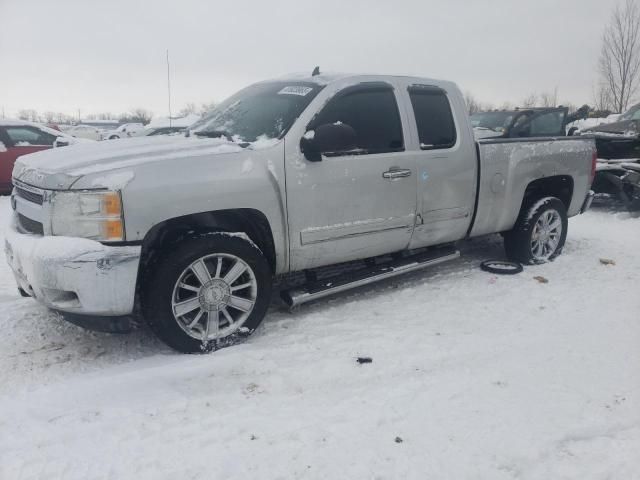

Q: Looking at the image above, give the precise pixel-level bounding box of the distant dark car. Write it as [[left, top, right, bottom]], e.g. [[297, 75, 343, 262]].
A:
[[582, 103, 640, 209], [582, 103, 640, 160], [471, 107, 570, 139]]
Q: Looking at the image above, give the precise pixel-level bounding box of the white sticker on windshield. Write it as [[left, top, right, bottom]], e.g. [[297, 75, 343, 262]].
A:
[[278, 86, 313, 96]]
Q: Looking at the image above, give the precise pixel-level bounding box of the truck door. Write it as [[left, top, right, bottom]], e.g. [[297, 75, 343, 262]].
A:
[[402, 84, 477, 248], [285, 82, 418, 271]]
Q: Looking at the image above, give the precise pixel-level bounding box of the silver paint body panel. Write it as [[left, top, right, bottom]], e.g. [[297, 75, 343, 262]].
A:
[[9, 74, 595, 318]]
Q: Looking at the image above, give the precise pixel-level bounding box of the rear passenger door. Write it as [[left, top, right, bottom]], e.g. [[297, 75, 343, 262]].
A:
[[403, 84, 477, 248]]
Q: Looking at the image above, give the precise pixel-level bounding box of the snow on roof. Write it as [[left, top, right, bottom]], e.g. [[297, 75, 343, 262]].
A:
[[276, 72, 352, 85], [275, 72, 456, 90]]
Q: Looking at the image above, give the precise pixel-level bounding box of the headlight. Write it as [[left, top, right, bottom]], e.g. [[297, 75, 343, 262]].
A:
[[50, 191, 125, 242]]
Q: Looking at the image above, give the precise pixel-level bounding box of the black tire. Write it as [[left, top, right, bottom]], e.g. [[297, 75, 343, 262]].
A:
[[504, 197, 568, 265], [480, 260, 523, 275], [142, 232, 273, 353]]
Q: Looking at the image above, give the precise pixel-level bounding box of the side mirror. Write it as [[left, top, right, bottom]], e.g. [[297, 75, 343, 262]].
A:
[[54, 137, 70, 148], [300, 122, 357, 162]]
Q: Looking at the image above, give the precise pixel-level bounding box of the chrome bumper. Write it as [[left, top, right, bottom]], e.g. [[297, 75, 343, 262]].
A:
[[4, 224, 140, 316]]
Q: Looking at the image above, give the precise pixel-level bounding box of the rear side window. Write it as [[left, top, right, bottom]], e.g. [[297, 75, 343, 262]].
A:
[[408, 86, 457, 150], [311, 85, 404, 154], [5, 126, 57, 146]]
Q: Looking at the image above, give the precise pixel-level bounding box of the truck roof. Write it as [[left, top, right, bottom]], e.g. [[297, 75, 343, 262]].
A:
[[274, 72, 457, 89]]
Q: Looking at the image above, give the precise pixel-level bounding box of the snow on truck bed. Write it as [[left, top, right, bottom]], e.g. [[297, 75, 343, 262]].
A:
[[0, 197, 638, 479]]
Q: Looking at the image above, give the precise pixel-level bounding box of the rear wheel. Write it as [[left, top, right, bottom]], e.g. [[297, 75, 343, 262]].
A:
[[504, 197, 568, 265], [142, 233, 272, 353]]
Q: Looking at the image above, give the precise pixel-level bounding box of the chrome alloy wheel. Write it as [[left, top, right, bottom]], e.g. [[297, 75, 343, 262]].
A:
[[171, 253, 258, 341], [530, 209, 562, 261]]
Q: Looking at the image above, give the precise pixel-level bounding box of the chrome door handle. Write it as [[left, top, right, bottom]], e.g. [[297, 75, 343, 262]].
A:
[[382, 168, 412, 179]]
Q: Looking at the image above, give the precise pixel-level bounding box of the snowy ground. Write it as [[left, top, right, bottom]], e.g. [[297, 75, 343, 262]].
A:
[[0, 196, 638, 480]]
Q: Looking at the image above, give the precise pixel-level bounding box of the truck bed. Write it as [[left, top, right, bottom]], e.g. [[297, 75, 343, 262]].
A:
[[470, 136, 595, 237]]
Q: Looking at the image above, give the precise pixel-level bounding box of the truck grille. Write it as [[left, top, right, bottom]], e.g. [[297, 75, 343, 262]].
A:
[[18, 214, 44, 235], [15, 185, 44, 205]]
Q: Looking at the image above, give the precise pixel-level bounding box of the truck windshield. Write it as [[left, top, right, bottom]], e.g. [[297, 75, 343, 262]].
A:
[[470, 111, 514, 131], [190, 82, 323, 143]]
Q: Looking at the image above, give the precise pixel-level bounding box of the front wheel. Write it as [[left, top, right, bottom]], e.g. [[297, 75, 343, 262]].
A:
[[504, 197, 568, 265], [142, 233, 273, 353]]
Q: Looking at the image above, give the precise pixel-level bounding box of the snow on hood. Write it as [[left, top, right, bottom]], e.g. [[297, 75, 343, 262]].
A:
[[14, 135, 279, 190]]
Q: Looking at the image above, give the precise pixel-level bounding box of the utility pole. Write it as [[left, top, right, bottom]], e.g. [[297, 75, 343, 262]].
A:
[[166, 49, 172, 128]]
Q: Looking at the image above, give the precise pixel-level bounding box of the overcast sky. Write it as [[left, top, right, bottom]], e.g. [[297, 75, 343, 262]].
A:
[[0, 0, 614, 119]]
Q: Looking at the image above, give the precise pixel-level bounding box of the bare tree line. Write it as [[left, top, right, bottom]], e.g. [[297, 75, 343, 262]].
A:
[[468, 0, 640, 117], [464, 87, 570, 115], [13, 101, 217, 125], [13, 1, 640, 125], [598, 0, 640, 113]]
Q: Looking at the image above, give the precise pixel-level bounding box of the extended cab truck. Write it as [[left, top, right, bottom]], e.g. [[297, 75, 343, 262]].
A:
[[6, 73, 596, 353]]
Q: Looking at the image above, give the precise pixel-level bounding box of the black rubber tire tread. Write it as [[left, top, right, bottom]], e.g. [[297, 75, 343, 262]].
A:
[[480, 260, 523, 275], [142, 232, 272, 353], [504, 196, 568, 265]]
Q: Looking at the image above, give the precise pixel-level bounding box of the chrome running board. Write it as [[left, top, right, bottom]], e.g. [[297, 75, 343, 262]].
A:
[[281, 248, 460, 309]]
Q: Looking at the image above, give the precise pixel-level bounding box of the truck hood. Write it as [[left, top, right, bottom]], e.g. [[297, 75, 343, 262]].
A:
[[13, 135, 276, 190]]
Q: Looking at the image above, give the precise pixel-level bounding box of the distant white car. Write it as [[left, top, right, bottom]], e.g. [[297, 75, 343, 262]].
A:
[[103, 123, 145, 140], [66, 124, 104, 141]]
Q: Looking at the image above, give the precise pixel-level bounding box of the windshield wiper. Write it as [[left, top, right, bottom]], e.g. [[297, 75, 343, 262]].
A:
[[192, 129, 251, 148], [193, 129, 234, 141]]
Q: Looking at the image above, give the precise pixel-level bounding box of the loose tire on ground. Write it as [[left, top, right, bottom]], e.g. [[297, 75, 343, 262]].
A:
[[480, 260, 523, 275], [504, 196, 568, 265], [142, 232, 273, 353]]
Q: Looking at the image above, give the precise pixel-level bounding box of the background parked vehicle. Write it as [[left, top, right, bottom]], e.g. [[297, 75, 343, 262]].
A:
[[0, 120, 80, 194], [140, 126, 187, 136], [65, 124, 104, 141], [471, 107, 568, 139], [574, 103, 640, 210], [581, 102, 640, 159], [471, 105, 589, 139], [139, 114, 201, 137], [103, 123, 144, 140]]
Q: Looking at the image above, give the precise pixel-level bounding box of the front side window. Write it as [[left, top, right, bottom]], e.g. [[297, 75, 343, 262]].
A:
[[5, 126, 57, 146], [408, 86, 457, 150], [310, 85, 404, 154]]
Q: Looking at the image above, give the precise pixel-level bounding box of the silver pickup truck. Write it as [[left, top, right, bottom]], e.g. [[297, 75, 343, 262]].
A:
[[6, 73, 596, 353]]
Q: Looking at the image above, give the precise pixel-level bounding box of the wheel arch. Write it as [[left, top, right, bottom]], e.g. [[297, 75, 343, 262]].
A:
[[137, 208, 277, 286], [519, 175, 574, 213]]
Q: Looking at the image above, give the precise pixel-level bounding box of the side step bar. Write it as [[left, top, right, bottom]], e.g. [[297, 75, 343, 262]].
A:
[[281, 248, 460, 309]]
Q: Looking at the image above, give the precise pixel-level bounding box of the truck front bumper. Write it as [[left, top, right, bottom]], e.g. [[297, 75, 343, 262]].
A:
[[5, 225, 140, 316]]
